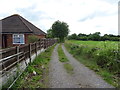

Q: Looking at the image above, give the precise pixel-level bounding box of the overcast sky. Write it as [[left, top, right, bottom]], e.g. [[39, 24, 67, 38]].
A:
[[0, 0, 119, 35]]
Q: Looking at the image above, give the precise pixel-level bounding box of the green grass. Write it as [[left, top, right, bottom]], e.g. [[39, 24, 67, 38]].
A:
[[65, 40, 119, 87], [67, 40, 118, 48], [58, 44, 69, 62], [11, 44, 56, 89], [58, 44, 74, 74], [64, 63, 74, 74]]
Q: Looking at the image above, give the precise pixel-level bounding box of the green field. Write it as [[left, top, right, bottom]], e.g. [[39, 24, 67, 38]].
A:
[[67, 40, 118, 49], [65, 40, 120, 87]]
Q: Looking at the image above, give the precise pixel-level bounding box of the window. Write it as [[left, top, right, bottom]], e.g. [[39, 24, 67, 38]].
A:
[[13, 34, 25, 44]]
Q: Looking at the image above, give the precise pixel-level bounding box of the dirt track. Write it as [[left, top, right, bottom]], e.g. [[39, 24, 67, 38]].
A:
[[49, 44, 114, 88]]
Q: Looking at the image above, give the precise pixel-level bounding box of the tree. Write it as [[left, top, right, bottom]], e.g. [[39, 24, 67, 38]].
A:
[[52, 20, 69, 42], [101, 34, 110, 41], [46, 29, 54, 38], [79, 36, 88, 41], [78, 33, 88, 37], [68, 33, 79, 40], [88, 32, 101, 41]]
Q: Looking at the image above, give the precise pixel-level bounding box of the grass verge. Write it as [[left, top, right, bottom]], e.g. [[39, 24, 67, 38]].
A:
[[58, 44, 74, 74], [58, 44, 69, 62], [64, 63, 74, 74], [64, 42, 119, 87], [11, 44, 56, 89]]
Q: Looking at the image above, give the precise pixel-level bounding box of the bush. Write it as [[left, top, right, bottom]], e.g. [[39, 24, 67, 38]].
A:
[[28, 35, 39, 43]]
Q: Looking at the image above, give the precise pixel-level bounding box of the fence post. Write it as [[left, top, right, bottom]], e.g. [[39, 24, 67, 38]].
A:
[[29, 43, 31, 63], [48, 39, 50, 47], [44, 39, 46, 49], [46, 39, 48, 48], [39, 39, 41, 50], [52, 39, 53, 45], [47, 39, 48, 48], [41, 39, 43, 48], [46, 39, 47, 48], [35, 42, 37, 56], [16, 46, 19, 63], [24, 52, 27, 66], [48, 39, 49, 47], [41, 39, 42, 49]]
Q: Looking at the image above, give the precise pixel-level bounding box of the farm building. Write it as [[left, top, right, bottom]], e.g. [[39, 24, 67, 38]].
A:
[[0, 14, 46, 48]]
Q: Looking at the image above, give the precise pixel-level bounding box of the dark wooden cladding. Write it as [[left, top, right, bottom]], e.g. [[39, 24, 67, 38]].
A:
[[0, 39, 57, 72]]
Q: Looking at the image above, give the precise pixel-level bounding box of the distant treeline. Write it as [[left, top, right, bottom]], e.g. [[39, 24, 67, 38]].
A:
[[67, 32, 120, 41]]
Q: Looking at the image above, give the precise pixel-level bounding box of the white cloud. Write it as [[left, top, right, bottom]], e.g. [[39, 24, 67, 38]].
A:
[[0, 0, 119, 35]]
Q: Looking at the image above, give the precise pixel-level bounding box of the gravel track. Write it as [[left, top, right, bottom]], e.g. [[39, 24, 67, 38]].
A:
[[49, 44, 114, 88], [49, 44, 80, 88]]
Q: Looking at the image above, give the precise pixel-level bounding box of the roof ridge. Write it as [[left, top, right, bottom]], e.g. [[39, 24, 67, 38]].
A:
[[1, 14, 19, 20], [18, 15, 33, 32]]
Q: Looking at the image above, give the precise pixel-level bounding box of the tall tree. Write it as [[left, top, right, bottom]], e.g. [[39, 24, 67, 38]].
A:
[[47, 29, 54, 38], [68, 33, 79, 40], [52, 20, 69, 42], [88, 32, 101, 41]]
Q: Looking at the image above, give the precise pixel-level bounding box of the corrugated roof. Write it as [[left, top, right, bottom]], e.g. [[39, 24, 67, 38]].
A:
[[1, 14, 46, 35]]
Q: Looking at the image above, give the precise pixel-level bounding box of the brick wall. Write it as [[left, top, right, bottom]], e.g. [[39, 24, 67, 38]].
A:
[[7, 34, 12, 47], [37, 35, 46, 38], [2, 34, 46, 48]]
